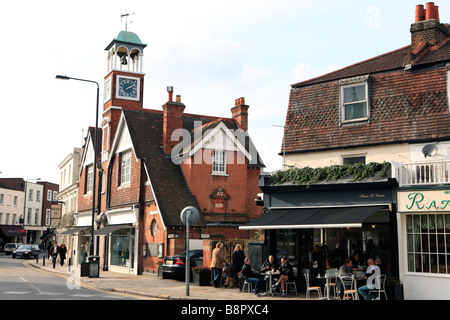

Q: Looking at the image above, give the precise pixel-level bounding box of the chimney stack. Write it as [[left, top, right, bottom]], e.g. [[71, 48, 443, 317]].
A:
[[407, 2, 450, 65], [231, 97, 249, 132], [163, 88, 185, 155]]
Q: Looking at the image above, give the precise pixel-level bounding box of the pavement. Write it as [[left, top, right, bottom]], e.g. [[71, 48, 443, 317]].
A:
[[26, 259, 315, 300]]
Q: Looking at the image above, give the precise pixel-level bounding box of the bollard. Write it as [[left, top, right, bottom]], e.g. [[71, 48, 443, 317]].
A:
[[43, 254, 45, 266]]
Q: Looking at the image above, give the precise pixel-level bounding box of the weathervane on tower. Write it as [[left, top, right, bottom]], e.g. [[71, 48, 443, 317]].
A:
[[120, 11, 134, 32]]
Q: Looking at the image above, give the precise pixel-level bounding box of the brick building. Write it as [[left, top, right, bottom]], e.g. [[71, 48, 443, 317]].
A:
[[72, 30, 264, 275], [241, 2, 450, 299]]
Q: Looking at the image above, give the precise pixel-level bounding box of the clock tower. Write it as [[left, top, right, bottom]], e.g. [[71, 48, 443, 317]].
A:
[[100, 30, 147, 175], [103, 30, 147, 111]]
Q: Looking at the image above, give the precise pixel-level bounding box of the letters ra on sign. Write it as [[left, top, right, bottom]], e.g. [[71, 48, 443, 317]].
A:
[[398, 190, 450, 213]]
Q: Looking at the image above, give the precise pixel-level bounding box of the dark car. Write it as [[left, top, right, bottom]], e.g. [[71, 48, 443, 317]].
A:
[[161, 250, 203, 280], [12, 244, 40, 259]]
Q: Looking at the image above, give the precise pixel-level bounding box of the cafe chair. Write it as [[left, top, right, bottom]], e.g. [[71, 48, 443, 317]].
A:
[[304, 273, 321, 299], [368, 274, 388, 300], [325, 269, 338, 298], [285, 267, 298, 296], [339, 276, 359, 300], [243, 280, 253, 294]]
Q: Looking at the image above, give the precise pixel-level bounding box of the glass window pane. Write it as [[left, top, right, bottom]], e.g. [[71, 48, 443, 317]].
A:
[[421, 215, 428, 233], [414, 215, 421, 233], [408, 253, 415, 272], [422, 254, 430, 273], [407, 234, 414, 252], [415, 234, 421, 253], [343, 85, 366, 103], [437, 214, 444, 233], [430, 234, 437, 253], [447, 255, 450, 274], [422, 234, 429, 252], [438, 234, 445, 253], [430, 254, 438, 273], [415, 254, 422, 272], [429, 215, 436, 232], [406, 215, 413, 233], [445, 215, 450, 233], [345, 102, 367, 120], [438, 254, 446, 274]]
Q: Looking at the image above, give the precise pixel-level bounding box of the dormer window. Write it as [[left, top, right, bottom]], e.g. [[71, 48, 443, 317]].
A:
[[340, 75, 370, 124]]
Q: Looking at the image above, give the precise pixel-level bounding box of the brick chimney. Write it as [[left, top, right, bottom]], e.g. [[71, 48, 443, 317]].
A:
[[163, 91, 185, 155], [407, 2, 450, 65], [231, 97, 249, 132]]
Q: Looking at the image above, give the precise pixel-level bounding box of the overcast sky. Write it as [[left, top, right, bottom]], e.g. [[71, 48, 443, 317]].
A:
[[0, 0, 444, 185]]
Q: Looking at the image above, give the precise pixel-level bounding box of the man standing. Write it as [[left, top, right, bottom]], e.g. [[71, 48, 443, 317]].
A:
[[210, 242, 226, 287], [358, 258, 381, 300], [49, 242, 59, 269]]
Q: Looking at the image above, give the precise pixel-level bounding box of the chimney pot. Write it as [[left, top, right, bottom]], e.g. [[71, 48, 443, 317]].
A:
[[435, 5, 440, 22], [176, 95, 181, 103], [240, 97, 245, 105], [416, 5, 425, 22], [426, 2, 436, 20]]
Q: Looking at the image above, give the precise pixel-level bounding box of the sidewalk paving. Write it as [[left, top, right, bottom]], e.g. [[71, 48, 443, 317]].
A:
[[27, 260, 313, 300]]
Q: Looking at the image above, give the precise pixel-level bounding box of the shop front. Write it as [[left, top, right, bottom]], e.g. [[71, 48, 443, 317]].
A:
[[94, 206, 139, 275], [241, 174, 399, 288], [397, 187, 450, 300]]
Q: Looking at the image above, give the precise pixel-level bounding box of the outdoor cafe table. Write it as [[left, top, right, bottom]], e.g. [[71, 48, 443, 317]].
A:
[[262, 271, 279, 297], [316, 274, 332, 299]]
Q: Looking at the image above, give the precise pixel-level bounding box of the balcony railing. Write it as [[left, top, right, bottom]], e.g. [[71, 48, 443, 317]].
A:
[[397, 160, 450, 186]]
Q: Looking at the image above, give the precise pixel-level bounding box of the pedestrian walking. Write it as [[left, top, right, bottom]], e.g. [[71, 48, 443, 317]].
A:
[[59, 243, 67, 266], [210, 242, 226, 287], [49, 242, 59, 269]]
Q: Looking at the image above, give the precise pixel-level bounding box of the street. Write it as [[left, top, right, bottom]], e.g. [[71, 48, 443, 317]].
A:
[[0, 252, 146, 300]]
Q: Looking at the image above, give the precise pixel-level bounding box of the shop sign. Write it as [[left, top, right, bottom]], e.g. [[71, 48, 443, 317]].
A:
[[398, 190, 450, 213]]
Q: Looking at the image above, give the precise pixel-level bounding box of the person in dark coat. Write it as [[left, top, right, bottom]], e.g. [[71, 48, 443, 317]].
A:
[[272, 256, 294, 297], [59, 243, 67, 266], [232, 244, 245, 282]]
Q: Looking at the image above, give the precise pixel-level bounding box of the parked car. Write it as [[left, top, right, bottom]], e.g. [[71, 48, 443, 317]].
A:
[[12, 244, 40, 259], [161, 250, 203, 280], [3, 243, 23, 255]]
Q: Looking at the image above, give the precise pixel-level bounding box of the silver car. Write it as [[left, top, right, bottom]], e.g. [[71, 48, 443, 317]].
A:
[[3, 243, 23, 255]]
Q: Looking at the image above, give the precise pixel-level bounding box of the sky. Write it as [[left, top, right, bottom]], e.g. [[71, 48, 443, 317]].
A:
[[0, 0, 446, 185]]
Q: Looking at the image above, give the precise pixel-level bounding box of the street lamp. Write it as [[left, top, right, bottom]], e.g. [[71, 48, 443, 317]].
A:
[[56, 75, 99, 257], [273, 125, 286, 170]]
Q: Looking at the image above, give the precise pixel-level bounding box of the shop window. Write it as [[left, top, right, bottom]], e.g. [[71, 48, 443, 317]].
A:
[[406, 214, 450, 274]]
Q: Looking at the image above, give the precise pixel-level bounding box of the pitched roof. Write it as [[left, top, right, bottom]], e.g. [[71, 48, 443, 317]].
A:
[[285, 36, 450, 154], [291, 39, 450, 88], [122, 109, 203, 227]]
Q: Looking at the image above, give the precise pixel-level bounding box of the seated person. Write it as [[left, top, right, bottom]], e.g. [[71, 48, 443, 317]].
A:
[[358, 258, 381, 300], [242, 257, 264, 297], [338, 259, 356, 300], [260, 255, 280, 290], [272, 256, 294, 297]]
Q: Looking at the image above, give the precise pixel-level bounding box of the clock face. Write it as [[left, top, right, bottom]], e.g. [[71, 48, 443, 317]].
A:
[[117, 76, 139, 100]]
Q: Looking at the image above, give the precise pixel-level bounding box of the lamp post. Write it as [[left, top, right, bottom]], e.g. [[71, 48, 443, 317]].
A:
[[56, 75, 99, 257], [273, 125, 286, 170]]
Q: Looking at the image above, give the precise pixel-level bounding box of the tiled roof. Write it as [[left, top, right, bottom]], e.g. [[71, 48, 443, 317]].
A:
[[285, 39, 450, 154]]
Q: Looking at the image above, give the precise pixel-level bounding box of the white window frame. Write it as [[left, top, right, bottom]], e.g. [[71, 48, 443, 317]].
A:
[[212, 150, 227, 175], [86, 165, 94, 193], [121, 150, 132, 185], [340, 82, 369, 123]]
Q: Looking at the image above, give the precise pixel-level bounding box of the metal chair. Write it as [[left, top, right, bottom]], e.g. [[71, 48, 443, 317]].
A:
[[325, 269, 338, 298], [339, 275, 359, 300], [304, 273, 321, 299], [368, 274, 388, 300], [243, 280, 253, 294], [285, 267, 298, 296]]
